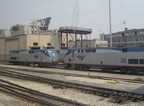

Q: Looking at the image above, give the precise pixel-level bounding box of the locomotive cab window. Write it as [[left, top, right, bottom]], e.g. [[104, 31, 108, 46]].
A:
[[62, 43, 65, 46]]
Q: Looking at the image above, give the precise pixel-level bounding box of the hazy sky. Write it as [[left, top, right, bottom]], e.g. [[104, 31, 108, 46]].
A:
[[0, 0, 144, 39]]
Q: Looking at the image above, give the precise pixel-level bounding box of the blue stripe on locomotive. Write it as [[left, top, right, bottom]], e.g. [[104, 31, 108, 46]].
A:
[[64, 47, 144, 57], [100, 47, 144, 52], [9, 49, 58, 58], [64, 48, 77, 56]]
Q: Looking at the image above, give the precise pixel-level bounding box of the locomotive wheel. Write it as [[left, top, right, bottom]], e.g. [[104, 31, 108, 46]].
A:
[[38, 63, 44, 67], [13, 62, 17, 65], [129, 67, 139, 74], [85, 66, 90, 71], [81, 65, 90, 71], [74, 64, 79, 70]]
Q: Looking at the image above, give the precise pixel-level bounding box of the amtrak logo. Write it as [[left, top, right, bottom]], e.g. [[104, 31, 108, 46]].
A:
[[33, 54, 39, 59], [76, 54, 86, 60]]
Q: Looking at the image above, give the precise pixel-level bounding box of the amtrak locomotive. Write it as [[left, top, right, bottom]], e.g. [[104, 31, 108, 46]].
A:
[[9, 49, 58, 67], [64, 47, 144, 74], [56, 49, 68, 62]]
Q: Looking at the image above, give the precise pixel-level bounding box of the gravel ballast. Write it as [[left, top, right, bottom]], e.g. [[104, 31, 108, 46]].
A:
[[1, 75, 144, 106], [1, 64, 144, 105]]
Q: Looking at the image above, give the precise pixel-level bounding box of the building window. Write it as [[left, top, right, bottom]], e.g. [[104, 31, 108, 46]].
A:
[[142, 36, 144, 41], [120, 38, 123, 42], [62, 43, 65, 46], [31, 47, 40, 50], [47, 47, 54, 49], [47, 43, 51, 46], [140, 36, 142, 41], [132, 37, 135, 41], [33, 42, 38, 46], [126, 37, 129, 42], [135, 37, 138, 41]]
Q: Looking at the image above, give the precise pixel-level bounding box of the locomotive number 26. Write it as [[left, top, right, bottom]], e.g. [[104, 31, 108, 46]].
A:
[[121, 58, 126, 63]]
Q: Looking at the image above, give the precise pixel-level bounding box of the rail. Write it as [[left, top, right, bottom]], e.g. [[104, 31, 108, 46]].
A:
[[0, 69, 144, 103], [0, 79, 88, 106]]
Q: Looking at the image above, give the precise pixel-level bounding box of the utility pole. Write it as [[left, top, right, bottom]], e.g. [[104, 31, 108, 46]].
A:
[[109, 0, 112, 47]]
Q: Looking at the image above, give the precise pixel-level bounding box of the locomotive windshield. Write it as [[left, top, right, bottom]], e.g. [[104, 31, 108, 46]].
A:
[[48, 50, 58, 58]]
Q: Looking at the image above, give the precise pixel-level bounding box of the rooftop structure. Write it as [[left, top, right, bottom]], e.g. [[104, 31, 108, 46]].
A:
[[31, 17, 51, 34], [58, 26, 92, 49], [0, 29, 11, 38]]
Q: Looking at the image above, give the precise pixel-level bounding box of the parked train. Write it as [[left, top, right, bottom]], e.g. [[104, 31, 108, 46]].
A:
[[56, 49, 68, 62], [9, 49, 58, 67], [63, 47, 144, 74]]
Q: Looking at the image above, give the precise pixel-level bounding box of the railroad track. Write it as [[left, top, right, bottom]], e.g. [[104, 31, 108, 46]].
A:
[[0, 79, 88, 106], [0, 66, 144, 84], [0, 69, 144, 104]]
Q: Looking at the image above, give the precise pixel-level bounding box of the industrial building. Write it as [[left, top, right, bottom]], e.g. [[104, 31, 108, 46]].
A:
[[0, 29, 11, 37], [68, 39, 107, 48], [101, 28, 144, 47]]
